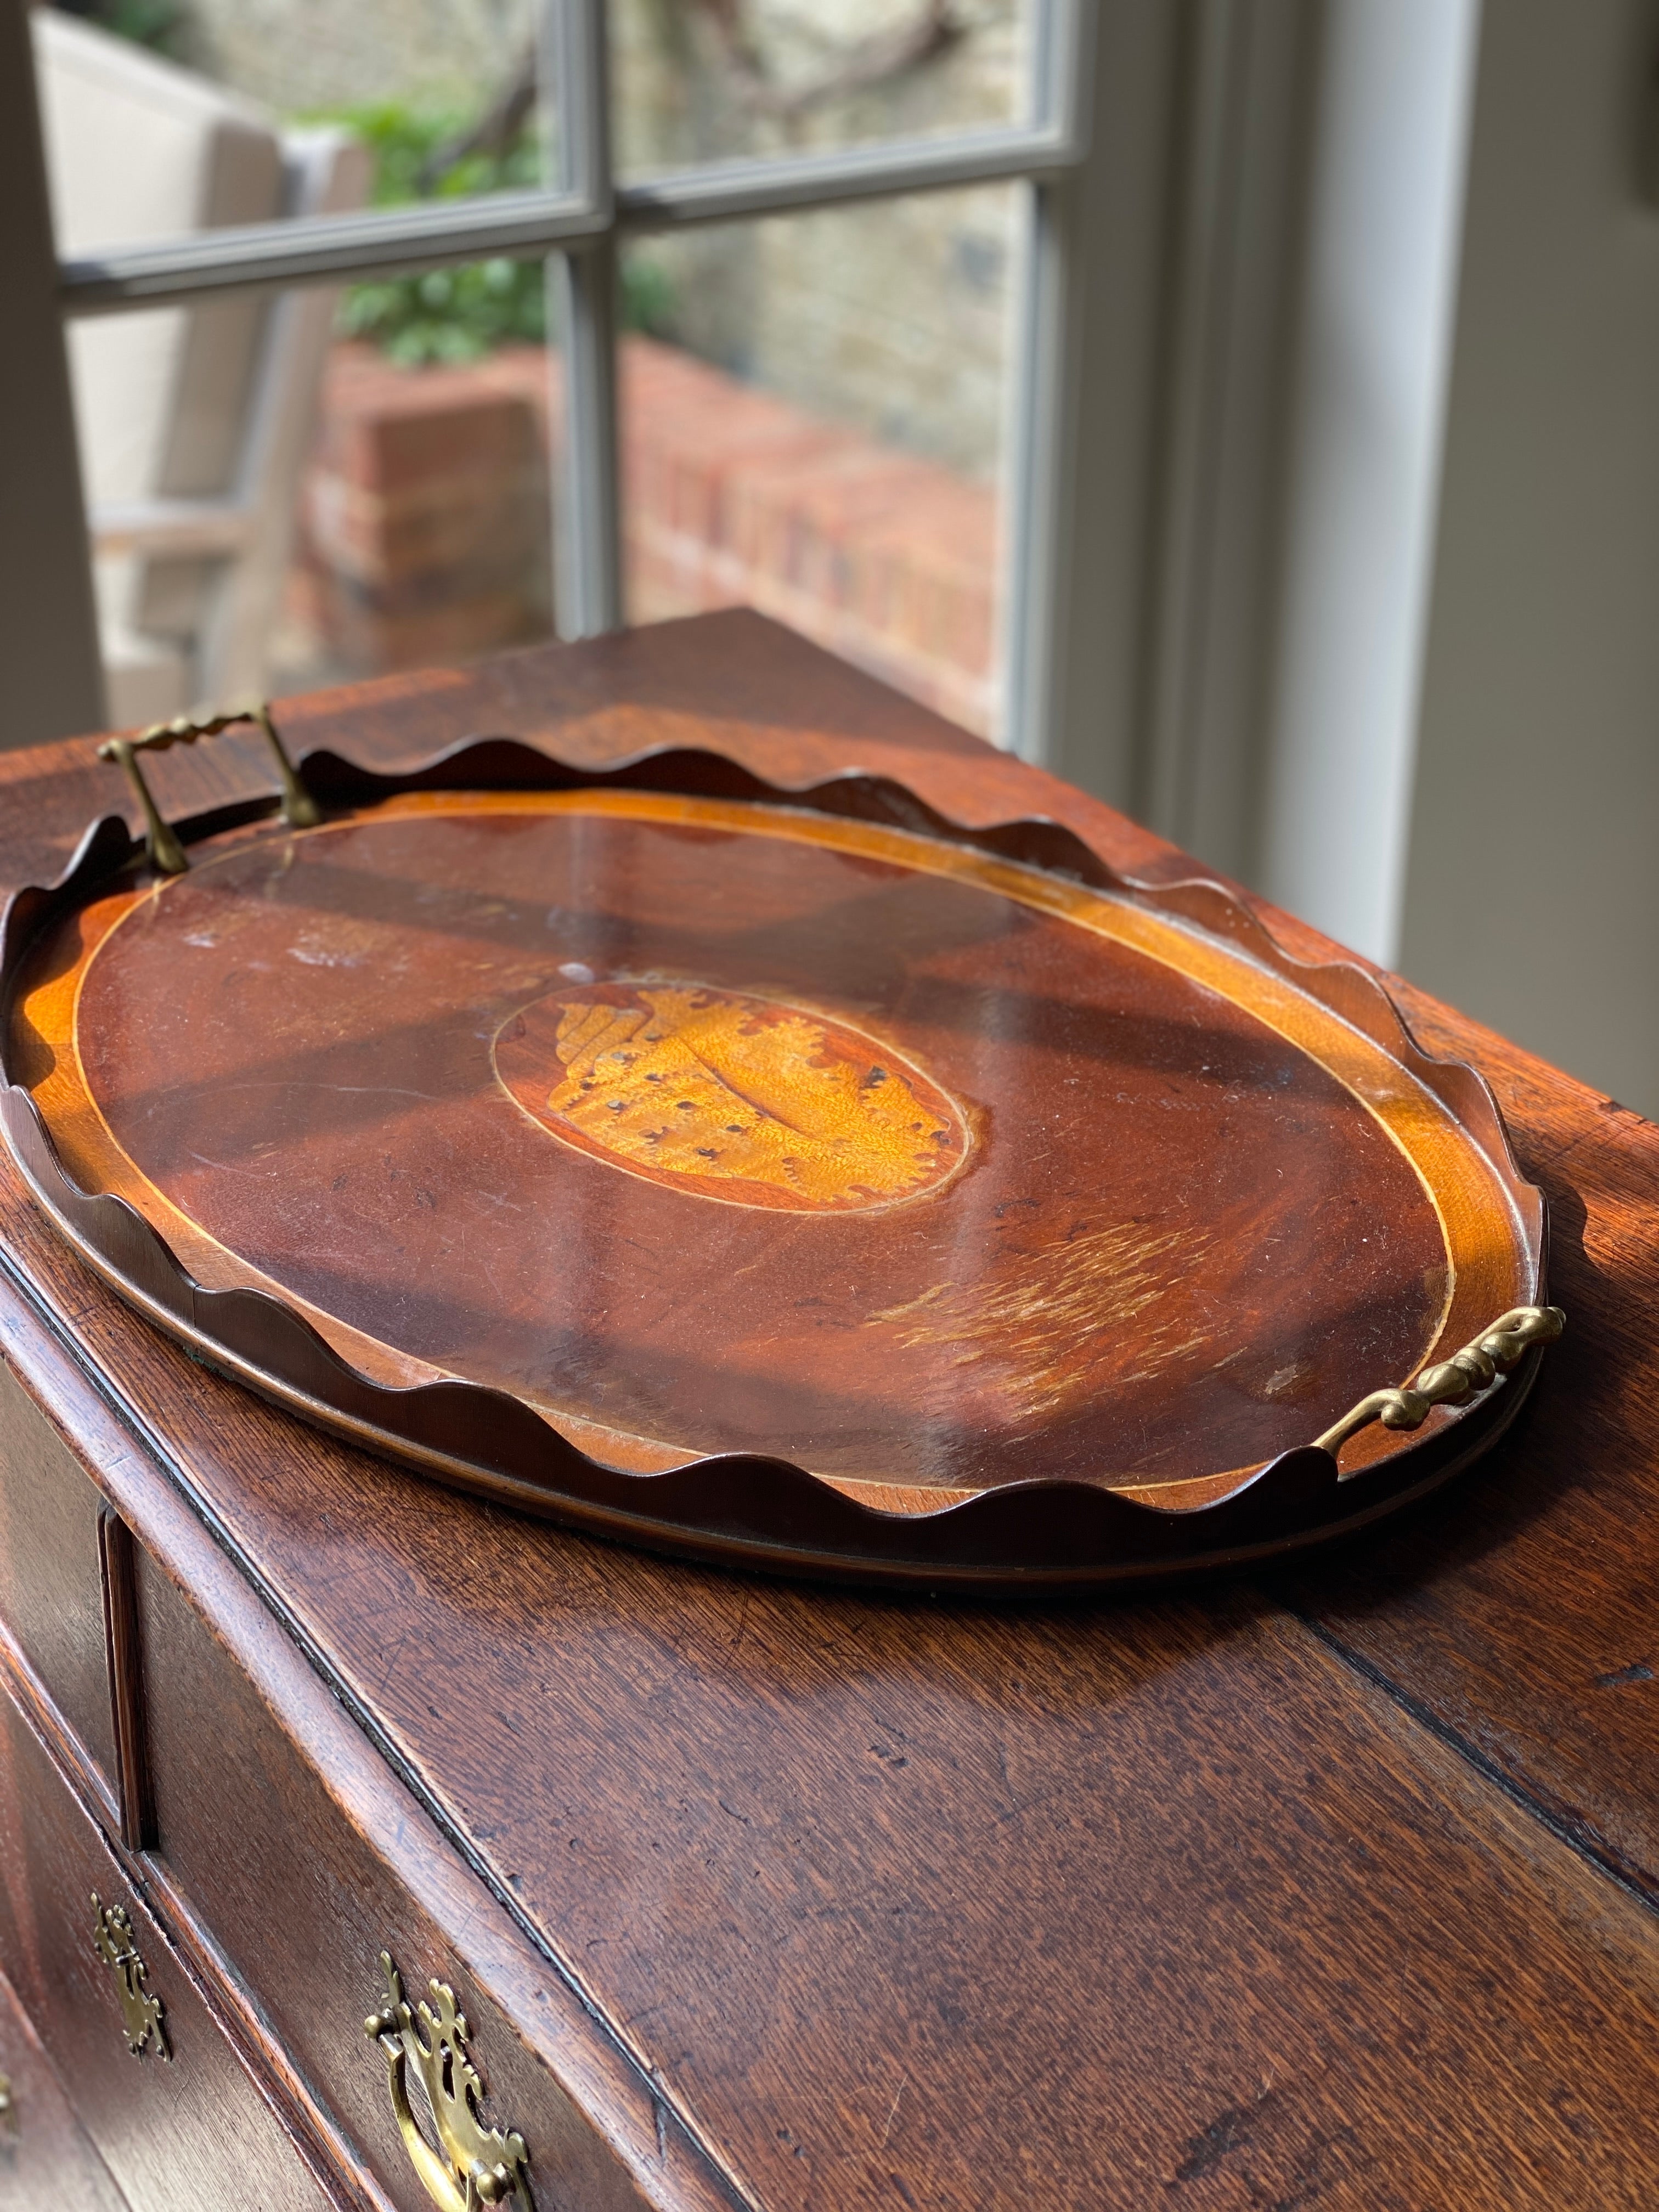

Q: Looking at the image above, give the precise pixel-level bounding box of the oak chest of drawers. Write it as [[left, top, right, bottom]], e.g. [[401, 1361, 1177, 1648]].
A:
[[2, 612, 1658, 2211]]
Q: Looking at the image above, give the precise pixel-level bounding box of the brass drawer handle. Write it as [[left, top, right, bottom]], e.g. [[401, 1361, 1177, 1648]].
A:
[[365, 1952, 531, 2211], [91, 1892, 171, 2060], [98, 699, 320, 876]]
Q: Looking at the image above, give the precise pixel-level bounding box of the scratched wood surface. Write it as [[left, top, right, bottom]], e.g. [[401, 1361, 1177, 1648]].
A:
[[1, 612, 1656, 2208]]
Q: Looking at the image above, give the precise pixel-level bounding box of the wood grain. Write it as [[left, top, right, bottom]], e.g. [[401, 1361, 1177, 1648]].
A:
[[8, 1192, 1659, 2205], [0, 1957, 129, 2212], [19, 787, 1487, 1491], [1276, 1013, 1659, 1905], [0, 612, 1653, 2208], [0, 1192, 749, 2212], [2, 667, 1548, 1577], [0, 1357, 119, 1791], [135, 1541, 703, 2212]]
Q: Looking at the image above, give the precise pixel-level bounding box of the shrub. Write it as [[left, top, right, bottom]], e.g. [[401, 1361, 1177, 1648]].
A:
[[321, 101, 674, 366]]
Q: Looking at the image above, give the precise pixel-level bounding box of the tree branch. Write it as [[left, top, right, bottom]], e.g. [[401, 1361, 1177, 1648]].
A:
[[416, 44, 539, 194], [692, 0, 964, 121]]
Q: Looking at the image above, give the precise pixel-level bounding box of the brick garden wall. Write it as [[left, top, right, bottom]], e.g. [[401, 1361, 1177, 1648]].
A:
[[299, 338, 1000, 736], [621, 340, 998, 734]]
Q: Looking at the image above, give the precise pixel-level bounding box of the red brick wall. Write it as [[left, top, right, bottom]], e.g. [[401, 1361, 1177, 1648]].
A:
[[299, 346, 554, 671], [300, 338, 999, 736], [620, 340, 998, 735]]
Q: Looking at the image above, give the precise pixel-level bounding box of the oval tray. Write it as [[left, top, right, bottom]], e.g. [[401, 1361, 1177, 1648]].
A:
[[0, 730, 1557, 1589]]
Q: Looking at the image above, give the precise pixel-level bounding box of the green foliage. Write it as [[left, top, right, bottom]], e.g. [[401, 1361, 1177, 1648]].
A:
[[621, 253, 677, 343], [341, 259, 546, 368], [318, 101, 676, 366], [68, 0, 189, 58], [344, 99, 542, 210]]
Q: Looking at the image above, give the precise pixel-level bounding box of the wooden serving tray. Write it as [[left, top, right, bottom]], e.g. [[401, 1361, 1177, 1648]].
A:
[[0, 720, 1558, 1588]]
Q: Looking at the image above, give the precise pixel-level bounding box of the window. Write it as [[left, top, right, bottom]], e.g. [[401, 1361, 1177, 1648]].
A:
[[3, 0, 1093, 757]]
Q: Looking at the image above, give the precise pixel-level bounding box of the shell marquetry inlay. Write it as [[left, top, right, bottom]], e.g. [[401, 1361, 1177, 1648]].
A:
[[493, 982, 968, 1211]]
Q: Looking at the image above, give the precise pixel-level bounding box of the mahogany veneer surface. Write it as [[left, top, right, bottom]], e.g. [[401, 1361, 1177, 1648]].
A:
[[0, 612, 1655, 2210]]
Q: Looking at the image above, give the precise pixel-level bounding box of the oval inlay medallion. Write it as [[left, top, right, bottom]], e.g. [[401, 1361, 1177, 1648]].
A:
[[492, 981, 968, 1210]]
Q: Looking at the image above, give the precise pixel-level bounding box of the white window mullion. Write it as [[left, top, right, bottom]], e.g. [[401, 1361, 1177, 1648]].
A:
[[1004, 1, 1188, 797], [997, 0, 1094, 762], [1000, 173, 1076, 764], [550, 242, 624, 639], [546, 0, 623, 639], [17, 0, 1106, 739]]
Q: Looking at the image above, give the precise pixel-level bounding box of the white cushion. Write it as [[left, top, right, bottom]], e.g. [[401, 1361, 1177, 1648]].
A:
[[94, 557, 191, 727], [32, 13, 284, 645]]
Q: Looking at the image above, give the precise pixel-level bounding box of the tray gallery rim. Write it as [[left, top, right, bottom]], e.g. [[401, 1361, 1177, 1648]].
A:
[[30, 782, 1527, 1489], [0, 726, 1558, 1589]]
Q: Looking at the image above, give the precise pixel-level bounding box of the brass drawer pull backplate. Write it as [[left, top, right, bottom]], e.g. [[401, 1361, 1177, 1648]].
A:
[[91, 1891, 170, 2059], [366, 1952, 531, 2210]]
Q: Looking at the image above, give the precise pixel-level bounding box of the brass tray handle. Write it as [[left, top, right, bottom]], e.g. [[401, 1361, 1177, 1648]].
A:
[[98, 701, 320, 876], [365, 1953, 531, 2211], [1315, 1303, 1565, 1470]]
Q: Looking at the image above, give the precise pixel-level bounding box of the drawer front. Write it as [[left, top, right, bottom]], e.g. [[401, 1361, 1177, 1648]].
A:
[[134, 1547, 661, 2212], [0, 1951, 129, 2212], [0, 1684, 334, 2212], [0, 1357, 118, 1790]]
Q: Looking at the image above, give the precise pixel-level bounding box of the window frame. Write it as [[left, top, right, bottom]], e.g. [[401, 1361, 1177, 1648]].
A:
[[7, 0, 1095, 759]]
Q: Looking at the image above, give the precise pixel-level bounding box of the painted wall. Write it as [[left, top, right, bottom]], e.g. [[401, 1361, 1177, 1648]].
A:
[[1398, 0, 1659, 1113], [1257, 0, 1481, 966]]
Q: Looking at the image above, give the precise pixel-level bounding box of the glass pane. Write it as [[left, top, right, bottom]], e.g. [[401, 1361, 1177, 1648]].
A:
[[611, 0, 1033, 180], [281, 258, 560, 692], [64, 256, 558, 721], [33, 2, 556, 258], [619, 185, 1013, 738]]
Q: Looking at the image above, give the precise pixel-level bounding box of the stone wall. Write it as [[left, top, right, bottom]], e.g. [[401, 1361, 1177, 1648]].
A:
[[679, 180, 1015, 484], [139, 0, 1019, 725], [178, 0, 538, 114], [612, 0, 1022, 482], [620, 335, 997, 730]]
